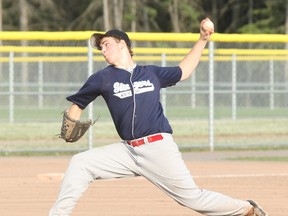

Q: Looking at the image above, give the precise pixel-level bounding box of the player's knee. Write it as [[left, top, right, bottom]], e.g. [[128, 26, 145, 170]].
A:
[[69, 152, 89, 171], [70, 152, 84, 164]]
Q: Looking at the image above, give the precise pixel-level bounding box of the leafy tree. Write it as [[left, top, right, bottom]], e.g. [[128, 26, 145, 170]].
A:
[[239, 0, 286, 33], [0, 0, 287, 33]]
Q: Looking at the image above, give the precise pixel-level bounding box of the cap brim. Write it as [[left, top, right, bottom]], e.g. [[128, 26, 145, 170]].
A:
[[90, 33, 105, 50]]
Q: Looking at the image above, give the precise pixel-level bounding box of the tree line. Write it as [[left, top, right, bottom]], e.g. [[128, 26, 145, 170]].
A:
[[0, 0, 287, 34]]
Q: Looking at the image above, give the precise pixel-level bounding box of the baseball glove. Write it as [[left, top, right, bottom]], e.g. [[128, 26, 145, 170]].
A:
[[59, 110, 94, 143]]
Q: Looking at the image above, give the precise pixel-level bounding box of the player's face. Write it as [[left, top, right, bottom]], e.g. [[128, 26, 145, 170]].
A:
[[100, 37, 122, 64]]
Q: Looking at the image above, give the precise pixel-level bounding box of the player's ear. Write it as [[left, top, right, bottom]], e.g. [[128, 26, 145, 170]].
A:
[[120, 40, 126, 49]]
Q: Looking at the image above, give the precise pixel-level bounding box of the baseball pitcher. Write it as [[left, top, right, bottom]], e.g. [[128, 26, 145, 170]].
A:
[[49, 18, 268, 216]]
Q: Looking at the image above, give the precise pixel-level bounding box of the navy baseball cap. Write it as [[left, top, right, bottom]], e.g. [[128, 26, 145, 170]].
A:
[[90, 29, 131, 50]]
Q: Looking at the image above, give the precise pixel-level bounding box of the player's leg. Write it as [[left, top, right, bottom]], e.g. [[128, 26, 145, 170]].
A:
[[49, 142, 139, 216], [136, 133, 251, 216]]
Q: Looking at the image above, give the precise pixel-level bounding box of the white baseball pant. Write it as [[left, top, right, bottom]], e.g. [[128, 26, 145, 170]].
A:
[[49, 133, 251, 216]]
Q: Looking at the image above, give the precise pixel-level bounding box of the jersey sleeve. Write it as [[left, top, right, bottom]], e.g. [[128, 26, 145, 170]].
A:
[[66, 72, 103, 109], [149, 65, 182, 88]]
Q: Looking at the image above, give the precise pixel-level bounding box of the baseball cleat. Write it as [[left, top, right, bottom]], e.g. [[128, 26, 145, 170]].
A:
[[247, 200, 268, 216]]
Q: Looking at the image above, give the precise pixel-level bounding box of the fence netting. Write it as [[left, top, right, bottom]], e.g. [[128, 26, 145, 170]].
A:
[[0, 33, 287, 153]]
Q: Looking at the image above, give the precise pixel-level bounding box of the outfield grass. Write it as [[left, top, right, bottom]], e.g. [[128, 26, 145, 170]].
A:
[[0, 118, 287, 153], [0, 106, 287, 153], [0, 106, 287, 121]]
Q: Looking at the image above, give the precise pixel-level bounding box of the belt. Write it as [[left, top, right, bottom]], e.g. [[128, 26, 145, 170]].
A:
[[127, 134, 163, 147]]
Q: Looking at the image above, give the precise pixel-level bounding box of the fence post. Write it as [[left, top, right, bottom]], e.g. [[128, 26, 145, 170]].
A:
[[208, 41, 214, 151], [38, 60, 44, 109], [191, 71, 196, 108], [269, 59, 274, 110], [232, 54, 237, 120], [9, 51, 14, 123], [161, 53, 167, 115], [87, 40, 94, 150]]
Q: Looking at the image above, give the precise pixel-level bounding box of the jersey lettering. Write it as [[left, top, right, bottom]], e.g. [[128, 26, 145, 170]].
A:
[[113, 80, 154, 99]]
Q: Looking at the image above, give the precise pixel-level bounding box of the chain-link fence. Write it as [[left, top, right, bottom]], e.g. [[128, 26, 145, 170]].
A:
[[0, 32, 287, 153]]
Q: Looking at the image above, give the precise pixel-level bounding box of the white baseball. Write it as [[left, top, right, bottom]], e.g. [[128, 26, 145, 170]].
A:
[[203, 20, 214, 32]]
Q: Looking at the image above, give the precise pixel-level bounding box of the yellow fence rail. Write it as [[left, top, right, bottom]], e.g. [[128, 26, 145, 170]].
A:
[[0, 46, 288, 63], [1, 32, 287, 62], [0, 31, 288, 42]]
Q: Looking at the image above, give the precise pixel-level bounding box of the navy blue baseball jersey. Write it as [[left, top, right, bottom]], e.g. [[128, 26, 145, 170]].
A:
[[67, 65, 182, 140]]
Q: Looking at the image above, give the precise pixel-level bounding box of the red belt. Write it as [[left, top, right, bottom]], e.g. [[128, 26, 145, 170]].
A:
[[127, 134, 163, 147]]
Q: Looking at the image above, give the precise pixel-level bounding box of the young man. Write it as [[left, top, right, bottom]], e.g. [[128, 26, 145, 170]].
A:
[[49, 18, 268, 216]]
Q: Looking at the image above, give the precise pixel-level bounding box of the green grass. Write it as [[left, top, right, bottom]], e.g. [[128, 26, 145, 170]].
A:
[[0, 106, 287, 121], [0, 106, 287, 154], [0, 118, 287, 151], [166, 107, 288, 118]]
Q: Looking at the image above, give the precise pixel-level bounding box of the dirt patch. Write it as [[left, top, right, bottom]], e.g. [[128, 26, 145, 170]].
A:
[[0, 151, 287, 216]]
